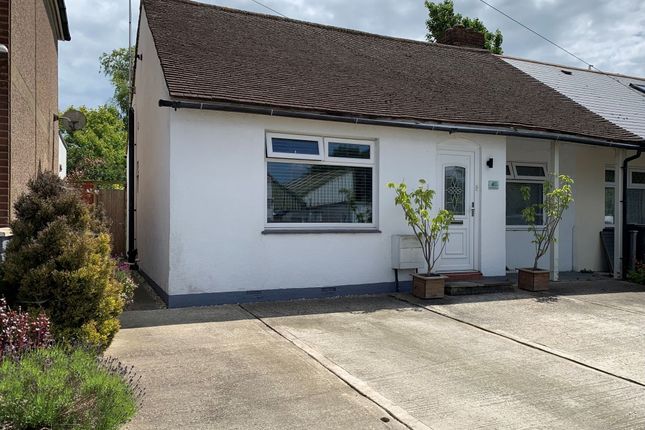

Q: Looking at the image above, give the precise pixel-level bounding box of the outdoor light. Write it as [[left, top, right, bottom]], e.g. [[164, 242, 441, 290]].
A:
[[486, 158, 494, 168], [0, 44, 7, 55]]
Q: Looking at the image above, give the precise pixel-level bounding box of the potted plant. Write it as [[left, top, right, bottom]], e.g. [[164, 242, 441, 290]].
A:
[[518, 174, 574, 291], [388, 179, 453, 299]]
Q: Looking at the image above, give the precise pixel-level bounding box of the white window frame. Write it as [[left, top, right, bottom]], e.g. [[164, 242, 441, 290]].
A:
[[266, 132, 323, 161], [629, 168, 645, 189], [604, 166, 616, 226], [605, 167, 616, 186], [510, 162, 547, 181], [265, 132, 378, 231], [324, 137, 375, 164], [505, 162, 547, 228]]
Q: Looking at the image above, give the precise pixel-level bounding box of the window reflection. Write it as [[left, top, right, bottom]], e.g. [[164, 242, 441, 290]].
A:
[[267, 162, 373, 224]]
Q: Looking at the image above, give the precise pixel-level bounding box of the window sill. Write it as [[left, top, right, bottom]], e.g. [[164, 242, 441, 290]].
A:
[[262, 228, 382, 235], [506, 226, 545, 231]]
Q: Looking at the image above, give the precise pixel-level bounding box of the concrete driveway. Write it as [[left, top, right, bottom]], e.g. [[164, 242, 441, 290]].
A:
[[108, 280, 645, 429]]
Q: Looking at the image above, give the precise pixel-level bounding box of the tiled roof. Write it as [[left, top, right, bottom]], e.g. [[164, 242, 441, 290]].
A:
[[141, 0, 643, 144], [503, 57, 645, 139]]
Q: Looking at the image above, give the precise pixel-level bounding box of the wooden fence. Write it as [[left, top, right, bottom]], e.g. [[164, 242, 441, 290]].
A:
[[96, 188, 126, 257], [70, 181, 127, 257]]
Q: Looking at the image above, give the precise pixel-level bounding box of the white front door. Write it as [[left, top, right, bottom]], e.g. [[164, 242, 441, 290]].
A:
[[436, 150, 477, 272]]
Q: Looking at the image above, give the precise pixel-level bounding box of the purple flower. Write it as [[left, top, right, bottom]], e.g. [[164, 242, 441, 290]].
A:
[[0, 298, 53, 361]]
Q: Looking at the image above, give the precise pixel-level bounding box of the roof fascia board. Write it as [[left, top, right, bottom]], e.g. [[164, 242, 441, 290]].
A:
[[56, 0, 71, 41], [45, 0, 71, 41], [158, 99, 644, 150]]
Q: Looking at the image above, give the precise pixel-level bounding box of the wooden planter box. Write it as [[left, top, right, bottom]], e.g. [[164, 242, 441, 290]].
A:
[[517, 268, 549, 291], [412, 273, 447, 299]]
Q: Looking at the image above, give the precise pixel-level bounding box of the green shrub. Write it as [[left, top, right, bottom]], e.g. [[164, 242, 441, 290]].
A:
[[627, 261, 645, 284], [1, 172, 126, 351], [0, 346, 140, 430]]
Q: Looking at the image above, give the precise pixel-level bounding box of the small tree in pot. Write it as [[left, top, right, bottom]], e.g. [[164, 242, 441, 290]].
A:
[[518, 174, 574, 291], [388, 179, 453, 299]]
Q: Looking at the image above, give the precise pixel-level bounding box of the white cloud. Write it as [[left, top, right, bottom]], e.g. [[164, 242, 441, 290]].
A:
[[58, 0, 645, 109]]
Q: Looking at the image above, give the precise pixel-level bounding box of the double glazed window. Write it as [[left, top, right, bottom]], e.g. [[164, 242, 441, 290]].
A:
[[606, 168, 645, 225], [506, 163, 546, 226], [605, 169, 615, 225], [627, 169, 645, 225], [266, 133, 375, 228]]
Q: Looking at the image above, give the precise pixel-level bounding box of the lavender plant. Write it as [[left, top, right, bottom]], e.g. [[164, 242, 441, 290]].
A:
[[100, 354, 146, 409], [0, 346, 143, 429]]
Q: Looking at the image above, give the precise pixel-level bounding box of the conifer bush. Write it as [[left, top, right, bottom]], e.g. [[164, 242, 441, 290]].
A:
[[1, 172, 126, 351]]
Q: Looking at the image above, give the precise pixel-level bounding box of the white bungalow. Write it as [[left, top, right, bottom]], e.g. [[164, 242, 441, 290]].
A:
[[129, 0, 645, 307]]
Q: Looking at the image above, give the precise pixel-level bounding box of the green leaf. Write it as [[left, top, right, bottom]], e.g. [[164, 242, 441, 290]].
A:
[[424, 0, 504, 54], [388, 179, 452, 272], [61, 105, 127, 184], [99, 47, 135, 119]]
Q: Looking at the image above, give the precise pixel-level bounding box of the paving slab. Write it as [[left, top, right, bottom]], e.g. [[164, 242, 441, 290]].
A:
[[411, 280, 645, 385], [549, 280, 645, 315], [247, 295, 645, 430], [108, 306, 404, 430]]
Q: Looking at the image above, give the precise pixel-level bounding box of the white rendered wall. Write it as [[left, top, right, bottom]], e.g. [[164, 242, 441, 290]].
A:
[[132, 10, 171, 293], [480, 138, 507, 276], [572, 145, 612, 271], [506, 138, 577, 271], [167, 110, 507, 296]]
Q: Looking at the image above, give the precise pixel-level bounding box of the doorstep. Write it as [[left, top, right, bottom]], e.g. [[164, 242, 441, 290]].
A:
[[441, 271, 483, 281], [445, 278, 514, 296]]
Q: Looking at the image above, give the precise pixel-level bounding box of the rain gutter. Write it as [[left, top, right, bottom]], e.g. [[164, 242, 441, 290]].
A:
[[158, 99, 645, 150]]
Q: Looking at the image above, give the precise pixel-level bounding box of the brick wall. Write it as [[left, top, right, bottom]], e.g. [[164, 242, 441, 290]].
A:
[[10, 0, 59, 224], [0, 0, 9, 227], [438, 25, 485, 50]]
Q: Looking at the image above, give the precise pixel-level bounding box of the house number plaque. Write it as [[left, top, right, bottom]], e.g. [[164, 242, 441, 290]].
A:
[[488, 180, 499, 190]]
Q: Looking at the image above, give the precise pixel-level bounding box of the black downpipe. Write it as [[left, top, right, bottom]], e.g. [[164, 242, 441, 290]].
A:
[[622, 150, 642, 278], [127, 107, 138, 266]]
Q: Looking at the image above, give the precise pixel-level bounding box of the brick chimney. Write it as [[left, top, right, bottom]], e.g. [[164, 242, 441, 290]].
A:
[[437, 25, 485, 49]]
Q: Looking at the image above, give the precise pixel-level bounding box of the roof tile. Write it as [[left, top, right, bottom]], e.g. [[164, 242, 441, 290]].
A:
[[142, 0, 642, 143]]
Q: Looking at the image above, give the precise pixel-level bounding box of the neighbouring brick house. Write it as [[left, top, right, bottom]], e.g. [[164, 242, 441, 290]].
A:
[[0, 0, 70, 228]]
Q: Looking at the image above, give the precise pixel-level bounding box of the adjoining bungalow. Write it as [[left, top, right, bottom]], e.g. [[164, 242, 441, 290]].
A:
[[130, 0, 645, 307], [502, 56, 645, 276]]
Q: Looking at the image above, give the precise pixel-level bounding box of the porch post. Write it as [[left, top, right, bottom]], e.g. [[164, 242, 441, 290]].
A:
[[614, 149, 625, 279], [550, 141, 560, 281]]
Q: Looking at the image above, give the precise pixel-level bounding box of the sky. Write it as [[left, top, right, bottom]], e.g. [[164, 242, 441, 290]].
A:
[[58, 0, 645, 110]]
